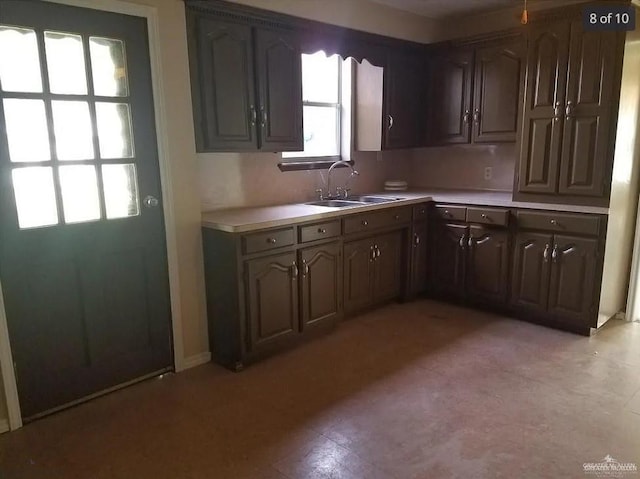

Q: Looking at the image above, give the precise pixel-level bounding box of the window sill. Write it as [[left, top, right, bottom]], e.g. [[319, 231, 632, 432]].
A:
[[278, 157, 353, 172]]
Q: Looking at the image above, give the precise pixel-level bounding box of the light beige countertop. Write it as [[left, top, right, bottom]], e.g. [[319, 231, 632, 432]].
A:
[[201, 189, 609, 233]]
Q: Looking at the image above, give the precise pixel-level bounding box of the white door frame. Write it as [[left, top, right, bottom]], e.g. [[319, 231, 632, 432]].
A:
[[0, 0, 185, 430]]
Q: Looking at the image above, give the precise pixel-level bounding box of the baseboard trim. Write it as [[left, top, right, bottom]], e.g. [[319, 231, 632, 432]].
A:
[[615, 311, 626, 320], [183, 352, 211, 370], [0, 419, 9, 434]]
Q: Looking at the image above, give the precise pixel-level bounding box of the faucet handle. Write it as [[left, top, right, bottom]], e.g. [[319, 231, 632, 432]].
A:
[[315, 188, 324, 200], [343, 188, 351, 199], [336, 186, 343, 198]]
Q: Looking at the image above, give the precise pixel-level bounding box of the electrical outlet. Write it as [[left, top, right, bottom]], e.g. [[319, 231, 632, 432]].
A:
[[484, 167, 493, 181]]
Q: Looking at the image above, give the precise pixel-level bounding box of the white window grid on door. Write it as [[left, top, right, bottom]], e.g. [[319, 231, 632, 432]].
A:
[[0, 24, 140, 229]]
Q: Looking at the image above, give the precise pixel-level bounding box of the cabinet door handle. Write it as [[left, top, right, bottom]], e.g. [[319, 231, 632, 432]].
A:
[[370, 246, 375, 262], [543, 243, 550, 262], [473, 109, 480, 124], [291, 261, 298, 279], [260, 106, 267, 127], [551, 244, 558, 263], [414, 234, 420, 246], [388, 115, 394, 130], [459, 234, 466, 249], [302, 259, 309, 277], [468, 236, 474, 249], [375, 246, 381, 258], [463, 110, 470, 124], [565, 101, 573, 120], [553, 101, 561, 121], [249, 105, 257, 126]]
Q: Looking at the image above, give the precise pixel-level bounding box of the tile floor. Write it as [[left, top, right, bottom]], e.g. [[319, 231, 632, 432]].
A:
[[1, 299, 640, 478]]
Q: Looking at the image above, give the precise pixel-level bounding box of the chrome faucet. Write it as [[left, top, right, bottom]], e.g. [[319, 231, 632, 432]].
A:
[[321, 160, 359, 199]]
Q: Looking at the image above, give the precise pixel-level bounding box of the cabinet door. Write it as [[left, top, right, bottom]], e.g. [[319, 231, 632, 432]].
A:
[[300, 242, 342, 330], [430, 223, 467, 297], [559, 22, 621, 197], [246, 252, 299, 351], [384, 52, 423, 149], [473, 39, 524, 143], [191, 17, 257, 151], [255, 28, 303, 151], [409, 222, 429, 295], [517, 22, 570, 194], [344, 238, 375, 313], [511, 232, 552, 312], [467, 226, 510, 304], [373, 231, 404, 301], [548, 235, 598, 325], [428, 49, 473, 145]]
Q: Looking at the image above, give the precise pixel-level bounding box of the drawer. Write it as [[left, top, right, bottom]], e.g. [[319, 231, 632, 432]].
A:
[[343, 207, 411, 235], [413, 203, 429, 221], [299, 220, 341, 243], [434, 204, 466, 222], [242, 227, 295, 254], [516, 211, 601, 236], [466, 207, 509, 226]]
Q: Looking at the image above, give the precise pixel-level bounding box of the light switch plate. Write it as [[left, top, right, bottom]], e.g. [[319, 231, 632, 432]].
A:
[[484, 167, 493, 181]]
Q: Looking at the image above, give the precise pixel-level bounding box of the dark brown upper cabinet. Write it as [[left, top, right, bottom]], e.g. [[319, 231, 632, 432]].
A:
[[516, 19, 624, 206], [428, 49, 474, 145], [428, 37, 524, 146], [187, 14, 302, 152], [356, 51, 425, 151], [384, 52, 425, 149]]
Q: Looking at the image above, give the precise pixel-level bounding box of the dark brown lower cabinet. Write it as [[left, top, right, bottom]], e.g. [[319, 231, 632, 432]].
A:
[[467, 226, 510, 304], [547, 235, 598, 323], [511, 232, 599, 326], [511, 232, 552, 313], [344, 231, 403, 313], [409, 221, 429, 295], [300, 242, 342, 330], [430, 223, 467, 297], [246, 251, 299, 352]]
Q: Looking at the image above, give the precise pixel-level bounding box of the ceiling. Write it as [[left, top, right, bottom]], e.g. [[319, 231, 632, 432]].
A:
[[368, 0, 547, 19]]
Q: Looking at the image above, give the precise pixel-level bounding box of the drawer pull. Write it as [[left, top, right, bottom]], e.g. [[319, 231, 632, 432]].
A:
[[394, 214, 400, 220], [318, 228, 326, 234], [550, 219, 558, 226], [362, 220, 368, 226], [444, 210, 451, 216], [481, 213, 491, 221], [266, 238, 277, 244], [420, 209, 426, 214]]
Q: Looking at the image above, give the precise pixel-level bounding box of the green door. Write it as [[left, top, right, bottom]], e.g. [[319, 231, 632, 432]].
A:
[[0, 1, 172, 419]]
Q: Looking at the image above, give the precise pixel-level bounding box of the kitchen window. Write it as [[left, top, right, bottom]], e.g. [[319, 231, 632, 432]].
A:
[[280, 52, 352, 170]]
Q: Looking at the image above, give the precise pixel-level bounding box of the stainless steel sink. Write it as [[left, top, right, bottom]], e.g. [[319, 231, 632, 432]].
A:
[[345, 195, 403, 204], [306, 200, 365, 208]]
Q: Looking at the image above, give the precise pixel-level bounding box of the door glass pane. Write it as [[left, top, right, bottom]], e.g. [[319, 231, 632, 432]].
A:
[[44, 31, 87, 95], [51, 100, 94, 161], [12, 167, 58, 228], [0, 26, 43, 93], [59, 165, 101, 223], [89, 37, 128, 97], [299, 105, 339, 157], [302, 52, 339, 103], [3, 99, 50, 162], [102, 164, 139, 219], [95, 103, 134, 159]]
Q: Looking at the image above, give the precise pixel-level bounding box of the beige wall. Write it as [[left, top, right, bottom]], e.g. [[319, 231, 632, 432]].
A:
[[228, 0, 438, 43], [411, 145, 516, 192]]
